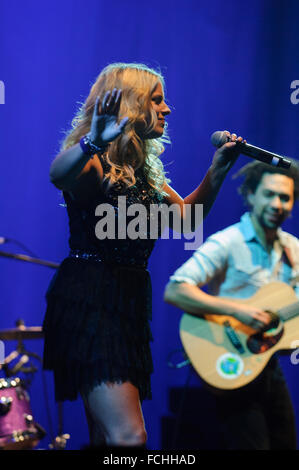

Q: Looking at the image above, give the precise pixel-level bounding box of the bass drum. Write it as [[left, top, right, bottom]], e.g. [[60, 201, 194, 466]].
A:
[[0, 377, 45, 450]]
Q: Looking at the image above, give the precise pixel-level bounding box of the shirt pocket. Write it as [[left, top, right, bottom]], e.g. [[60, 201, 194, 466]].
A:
[[233, 262, 267, 287]]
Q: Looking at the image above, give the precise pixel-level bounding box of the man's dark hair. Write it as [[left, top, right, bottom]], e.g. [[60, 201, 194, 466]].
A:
[[233, 159, 299, 204]]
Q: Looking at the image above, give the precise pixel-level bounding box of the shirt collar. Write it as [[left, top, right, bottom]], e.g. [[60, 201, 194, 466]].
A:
[[239, 212, 258, 242], [240, 211, 286, 247]]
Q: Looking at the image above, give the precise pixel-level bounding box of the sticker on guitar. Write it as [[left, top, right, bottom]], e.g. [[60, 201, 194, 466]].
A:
[[216, 353, 244, 379]]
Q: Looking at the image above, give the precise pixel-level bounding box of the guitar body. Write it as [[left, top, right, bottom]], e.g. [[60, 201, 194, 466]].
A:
[[180, 281, 299, 390]]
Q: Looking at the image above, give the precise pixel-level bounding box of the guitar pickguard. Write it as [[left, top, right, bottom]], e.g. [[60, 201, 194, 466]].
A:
[[247, 322, 284, 354]]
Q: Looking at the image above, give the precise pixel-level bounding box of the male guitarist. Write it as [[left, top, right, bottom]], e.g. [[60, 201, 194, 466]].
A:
[[164, 159, 299, 450]]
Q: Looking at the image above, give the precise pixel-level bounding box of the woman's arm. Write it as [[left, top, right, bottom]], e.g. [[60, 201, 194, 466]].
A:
[[49, 89, 128, 200], [50, 145, 105, 205], [49, 144, 103, 190], [163, 132, 245, 230]]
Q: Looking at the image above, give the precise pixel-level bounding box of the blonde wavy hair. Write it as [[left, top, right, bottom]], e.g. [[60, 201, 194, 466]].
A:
[[62, 63, 171, 193]]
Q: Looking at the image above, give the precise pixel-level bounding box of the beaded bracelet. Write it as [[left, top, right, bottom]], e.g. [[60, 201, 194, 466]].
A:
[[79, 135, 107, 158]]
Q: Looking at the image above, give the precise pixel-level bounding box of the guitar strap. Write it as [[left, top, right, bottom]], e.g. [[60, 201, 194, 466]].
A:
[[271, 240, 284, 281], [273, 242, 299, 288], [284, 245, 299, 288], [283, 245, 296, 269]]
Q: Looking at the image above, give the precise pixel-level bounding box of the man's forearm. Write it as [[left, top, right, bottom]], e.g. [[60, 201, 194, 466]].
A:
[[164, 281, 239, 317]]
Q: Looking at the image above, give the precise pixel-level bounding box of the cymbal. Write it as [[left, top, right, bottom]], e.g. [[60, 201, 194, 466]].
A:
[[0, 327, 43, 341]]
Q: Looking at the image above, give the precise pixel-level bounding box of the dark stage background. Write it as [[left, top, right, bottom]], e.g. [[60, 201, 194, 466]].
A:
[[0, 0, 298, 450]]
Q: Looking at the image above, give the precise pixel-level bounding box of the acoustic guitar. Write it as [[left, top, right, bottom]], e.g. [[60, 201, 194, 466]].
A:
[[179, 281, 299, 390]]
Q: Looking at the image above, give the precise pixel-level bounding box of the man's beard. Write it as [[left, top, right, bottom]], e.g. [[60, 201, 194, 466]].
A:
[[260, 210, 284, 230]]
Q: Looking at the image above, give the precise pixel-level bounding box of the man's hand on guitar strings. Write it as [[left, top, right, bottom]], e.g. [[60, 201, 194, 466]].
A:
[[232, 305, 272, 331]]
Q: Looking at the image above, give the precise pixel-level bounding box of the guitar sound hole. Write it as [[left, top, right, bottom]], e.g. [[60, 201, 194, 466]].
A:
[[247, 322, 284, 354]]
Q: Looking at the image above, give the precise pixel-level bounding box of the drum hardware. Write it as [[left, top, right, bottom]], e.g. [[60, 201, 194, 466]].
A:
[[2, 425, 47, 450], [0, 397, 13, 416], [0, 249, 59, 270], [0, 320, 42, 391], [0, 376, 46, 450], [25, 414, 33, 424], [0, 327, 43, 342], [48, 401, 70, 449], [0, 320, 70, 450], [49, 433, 70, 450], [0, 377, 21, 388], [0, 249, 69, 449]]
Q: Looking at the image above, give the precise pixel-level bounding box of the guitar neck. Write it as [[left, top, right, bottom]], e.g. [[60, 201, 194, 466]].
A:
[[278, 301, 299, 322]]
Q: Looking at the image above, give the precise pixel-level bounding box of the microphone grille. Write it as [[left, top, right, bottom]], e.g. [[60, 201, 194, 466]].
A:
[[211, 131, 228, 148]]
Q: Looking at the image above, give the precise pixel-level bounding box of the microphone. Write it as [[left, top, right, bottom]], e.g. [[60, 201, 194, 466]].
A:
[[211, 131, 291, 169]]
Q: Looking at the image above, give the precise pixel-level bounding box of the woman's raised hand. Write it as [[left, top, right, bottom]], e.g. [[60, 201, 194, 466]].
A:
[[88, 88, 129, 147]]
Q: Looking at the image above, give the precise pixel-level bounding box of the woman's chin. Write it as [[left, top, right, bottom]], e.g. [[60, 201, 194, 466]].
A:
[[143, 129, 164, 140]]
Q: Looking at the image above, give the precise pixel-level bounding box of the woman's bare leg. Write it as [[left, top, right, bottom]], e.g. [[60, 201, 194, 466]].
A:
[[81, 381, 147, 447], [83, 401, 105, 447]]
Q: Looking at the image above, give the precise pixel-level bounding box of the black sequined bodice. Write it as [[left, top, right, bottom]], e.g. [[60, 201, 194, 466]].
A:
[[63, 162, 164, 268]]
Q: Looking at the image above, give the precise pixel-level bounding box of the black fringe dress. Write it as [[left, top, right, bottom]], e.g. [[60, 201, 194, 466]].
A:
[[42, 161, 164, 402]]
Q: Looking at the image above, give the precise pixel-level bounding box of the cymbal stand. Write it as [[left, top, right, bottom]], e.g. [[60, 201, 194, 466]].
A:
[[0, 250, 70, 448]]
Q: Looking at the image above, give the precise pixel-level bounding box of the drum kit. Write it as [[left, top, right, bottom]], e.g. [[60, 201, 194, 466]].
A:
[[0, 246, 70, 450]]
